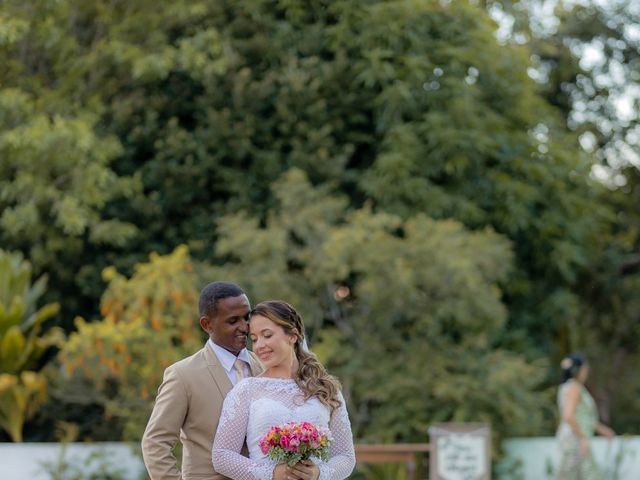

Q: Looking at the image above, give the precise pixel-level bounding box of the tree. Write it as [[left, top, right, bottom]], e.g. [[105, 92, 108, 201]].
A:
[[2, 0, 610, 350], [532, 1, 638, 172], [484, 0, 640, 434], [344, 1, 613, 360], [2, 0, 629, 436], [0, 102, 139, 325], [0, 249, 62, 441], [0, 2, 141, 324], [209, 169, 549, 441], [55, 246, 204, 440], [571, 165, 640, 432]]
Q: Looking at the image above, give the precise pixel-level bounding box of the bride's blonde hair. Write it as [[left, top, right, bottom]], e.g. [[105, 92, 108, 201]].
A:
[[250, 300, 342, 413]]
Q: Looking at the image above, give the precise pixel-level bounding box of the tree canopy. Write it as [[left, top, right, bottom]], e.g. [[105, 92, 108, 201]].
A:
[[0, 0, 637, 440]]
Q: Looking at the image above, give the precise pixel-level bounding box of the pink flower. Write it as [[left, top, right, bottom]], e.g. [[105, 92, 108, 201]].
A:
[[260, 422, 331, 465], [259, 439, 270, 455]]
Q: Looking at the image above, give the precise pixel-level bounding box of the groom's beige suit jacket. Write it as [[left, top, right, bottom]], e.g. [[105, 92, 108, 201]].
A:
[[141, 344, 263, 480]]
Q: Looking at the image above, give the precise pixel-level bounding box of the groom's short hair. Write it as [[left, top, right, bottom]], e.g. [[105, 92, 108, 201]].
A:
[[199, 281, 246, 317]]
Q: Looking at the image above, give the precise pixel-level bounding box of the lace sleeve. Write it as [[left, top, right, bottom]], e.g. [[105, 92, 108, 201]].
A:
[[212, 380, 276, 480], [317, 391, 356, 480]]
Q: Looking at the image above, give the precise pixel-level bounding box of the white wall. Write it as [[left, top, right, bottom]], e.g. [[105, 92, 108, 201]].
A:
[[1, 437, 639, 480], [0, 442, 145, 480], [501, 436, 640, 480]]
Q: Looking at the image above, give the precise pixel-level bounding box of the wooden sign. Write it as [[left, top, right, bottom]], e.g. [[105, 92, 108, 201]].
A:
[[428, 423, 491, 480]]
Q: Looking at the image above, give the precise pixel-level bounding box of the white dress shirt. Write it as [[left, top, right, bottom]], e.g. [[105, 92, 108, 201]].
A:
[[207, 339, 251, 385]]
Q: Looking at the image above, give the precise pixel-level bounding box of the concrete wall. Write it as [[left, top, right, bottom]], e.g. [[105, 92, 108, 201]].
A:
[[0, 442, 145, 480], [501, 436, 640, 480], [1, 437, 639, 479]]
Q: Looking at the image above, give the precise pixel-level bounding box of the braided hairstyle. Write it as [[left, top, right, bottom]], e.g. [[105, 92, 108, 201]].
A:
[[250, 300, 342, 413]]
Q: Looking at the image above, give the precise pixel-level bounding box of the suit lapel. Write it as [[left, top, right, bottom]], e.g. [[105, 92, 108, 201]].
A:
[[203, 344, 233, 397]]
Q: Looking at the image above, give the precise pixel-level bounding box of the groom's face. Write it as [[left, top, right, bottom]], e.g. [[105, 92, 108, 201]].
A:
[[204, 294, 251, 355]]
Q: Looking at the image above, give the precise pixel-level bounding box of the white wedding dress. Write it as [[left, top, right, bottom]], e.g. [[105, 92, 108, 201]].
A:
[[212, 377, 356, 480]]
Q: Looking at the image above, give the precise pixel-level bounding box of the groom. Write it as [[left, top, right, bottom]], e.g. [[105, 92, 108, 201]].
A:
[[142, 281, 264, 480]]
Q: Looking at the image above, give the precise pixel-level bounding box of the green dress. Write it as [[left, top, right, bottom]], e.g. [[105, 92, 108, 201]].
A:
[[555, 380, 602, 480]]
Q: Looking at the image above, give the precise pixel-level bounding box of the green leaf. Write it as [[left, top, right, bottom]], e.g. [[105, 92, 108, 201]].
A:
[[0, 326, 26, 373]]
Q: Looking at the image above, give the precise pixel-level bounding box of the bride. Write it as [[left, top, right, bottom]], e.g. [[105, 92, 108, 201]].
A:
[[211, 300, 356, 480]]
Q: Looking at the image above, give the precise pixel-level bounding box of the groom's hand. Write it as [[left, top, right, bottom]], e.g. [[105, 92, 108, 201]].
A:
[[289, 460, 319, 480]]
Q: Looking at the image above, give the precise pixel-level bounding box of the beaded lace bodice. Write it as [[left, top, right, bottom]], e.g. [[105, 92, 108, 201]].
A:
[[211, 377, 355, 480]]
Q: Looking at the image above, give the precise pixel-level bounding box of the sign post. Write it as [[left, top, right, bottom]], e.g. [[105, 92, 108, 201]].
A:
[[428, 423, 491, 480]]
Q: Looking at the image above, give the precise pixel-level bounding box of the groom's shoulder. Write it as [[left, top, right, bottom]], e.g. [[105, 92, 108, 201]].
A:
[[165, 347, 206, 374]]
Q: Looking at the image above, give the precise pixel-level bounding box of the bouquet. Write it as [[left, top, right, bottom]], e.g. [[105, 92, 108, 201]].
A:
[[259, 421, 332, 466]]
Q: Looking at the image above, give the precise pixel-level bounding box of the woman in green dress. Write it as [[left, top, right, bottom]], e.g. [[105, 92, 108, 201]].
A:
[[555, 353, 615, 480]]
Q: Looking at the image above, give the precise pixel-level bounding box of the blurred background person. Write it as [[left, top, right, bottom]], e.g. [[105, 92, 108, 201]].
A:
[[555, 353, 615, 480]]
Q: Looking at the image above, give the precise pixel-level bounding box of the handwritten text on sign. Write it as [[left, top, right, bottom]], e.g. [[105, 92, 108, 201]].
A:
[[436, 434, 486, 480]]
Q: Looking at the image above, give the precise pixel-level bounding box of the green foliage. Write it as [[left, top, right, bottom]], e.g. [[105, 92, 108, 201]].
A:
[[1, 0, 617, 379], [489, 0, 640, 433], [0, 250, 62, 374], [0, 0, 615, 340], [344, 2, 614, 360], [519, 0, 639, 171], [571, 167, 640, 433], [0, 371, 47, 442], [55, 246, 203, 440], [210, 169, 549, 442], [0, 91, 140, 321], [1, 0, 637, 440], [267, 445, 327, 468], [0, 249, 61, 441], [0, 0, 142, 322]]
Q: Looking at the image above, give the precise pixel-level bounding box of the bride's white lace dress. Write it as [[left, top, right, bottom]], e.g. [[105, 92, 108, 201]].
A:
[[211, 377, 356, 480]]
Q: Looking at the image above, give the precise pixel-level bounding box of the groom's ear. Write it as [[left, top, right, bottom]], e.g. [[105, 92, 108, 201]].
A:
[[200, 315, 212, 334]]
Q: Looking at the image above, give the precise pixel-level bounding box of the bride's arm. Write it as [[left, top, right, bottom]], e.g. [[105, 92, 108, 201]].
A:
[[317, 391, 356, 480], [211, 381, 276, 480]]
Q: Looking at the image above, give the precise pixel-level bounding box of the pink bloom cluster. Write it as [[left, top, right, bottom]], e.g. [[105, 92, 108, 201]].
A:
[[259, 421, 331, 463]]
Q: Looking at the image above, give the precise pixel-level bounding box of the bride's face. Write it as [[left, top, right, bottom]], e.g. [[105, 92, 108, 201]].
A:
[[249, 314, 296, 369]]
